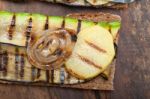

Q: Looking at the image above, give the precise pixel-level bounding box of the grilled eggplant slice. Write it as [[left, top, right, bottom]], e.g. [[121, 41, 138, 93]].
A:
[[0, 11, 121, 84]]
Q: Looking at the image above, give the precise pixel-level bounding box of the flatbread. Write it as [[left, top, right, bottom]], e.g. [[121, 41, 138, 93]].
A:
[[0, 12, 121, 90]]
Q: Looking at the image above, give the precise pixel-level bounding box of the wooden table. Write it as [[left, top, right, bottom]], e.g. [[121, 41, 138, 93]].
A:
[[0, 0, 149, 99]]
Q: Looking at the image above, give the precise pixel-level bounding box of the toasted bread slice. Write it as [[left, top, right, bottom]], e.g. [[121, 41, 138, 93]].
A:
[[0, 12, 121, 90], [67, 13, 120, 79]]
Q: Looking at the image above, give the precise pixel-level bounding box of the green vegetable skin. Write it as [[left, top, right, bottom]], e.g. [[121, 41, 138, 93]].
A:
[[0, 11, 121, 47]]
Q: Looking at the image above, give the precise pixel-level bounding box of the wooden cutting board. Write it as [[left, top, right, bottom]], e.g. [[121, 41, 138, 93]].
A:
[[0, 0, 149, 99]]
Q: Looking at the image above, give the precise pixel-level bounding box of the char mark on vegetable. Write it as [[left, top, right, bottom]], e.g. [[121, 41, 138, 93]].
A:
[[26, 17, 32, 46], [8, 14, 16, 40], [77, 54, 102, 69], [85, 40, 107, 53]]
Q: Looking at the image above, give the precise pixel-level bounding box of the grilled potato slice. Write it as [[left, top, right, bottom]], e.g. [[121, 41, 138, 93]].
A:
[[65, 25, 115, 80]]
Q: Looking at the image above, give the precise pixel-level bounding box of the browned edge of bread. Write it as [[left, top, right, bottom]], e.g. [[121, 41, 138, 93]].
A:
[[108, 3, 128, 9], [67, 12, 121, 22]]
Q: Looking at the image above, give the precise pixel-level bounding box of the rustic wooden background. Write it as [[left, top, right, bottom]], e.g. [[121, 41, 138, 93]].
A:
[[0, 0, 150, 99]]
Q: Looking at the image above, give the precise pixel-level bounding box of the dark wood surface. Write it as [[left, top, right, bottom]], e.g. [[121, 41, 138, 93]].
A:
[[0, 0, 150, 99]]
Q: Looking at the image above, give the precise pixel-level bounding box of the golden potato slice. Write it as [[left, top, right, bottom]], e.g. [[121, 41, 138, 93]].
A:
[[65, 25, 115, 79]]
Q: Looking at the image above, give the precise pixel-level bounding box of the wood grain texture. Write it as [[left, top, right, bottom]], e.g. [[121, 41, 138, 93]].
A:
[[0, 0, 150, 99]]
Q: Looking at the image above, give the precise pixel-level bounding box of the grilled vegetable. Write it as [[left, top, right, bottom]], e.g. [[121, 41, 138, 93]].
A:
[[0, 43, 84, 84], [27, 29, 75, 70], [0, 11, 120, 46], [0, 11, 121, 84], [45, 0, 112, 6], [67, 13, 120, 79], [11, 0, 129, 8], [65, 26, 115, 79]]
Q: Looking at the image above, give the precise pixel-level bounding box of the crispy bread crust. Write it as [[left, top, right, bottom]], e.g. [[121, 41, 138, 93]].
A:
[[67, 12, 121, 22]]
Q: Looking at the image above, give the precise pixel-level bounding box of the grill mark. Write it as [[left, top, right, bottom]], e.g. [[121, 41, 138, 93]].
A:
[[60, 67, 65, 84], [78, 54, 102, 69], [71, 34, 77, 42], [1, 51, 8, 76], [77, 20, 81, 34], [26, 17, 32, 46], [114, 43, 118, 59], [66, 72, 70, 83], [45, 16, 49, 30], [108, 26, 111, 33], [46, 70, 49, 83], [8, 15, 16, 40], [51, 67, 54, 83], [85, 40, 107, 53], [61, 17, 65, 28], [15, 48, 19, 78], [37, 69, 41, 78], [66, 67, 85, 80], [0, 45, 2, 71], [1, 51, 4, 72], [20, 54, 24, 78], [31, 66, 36, 81]]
